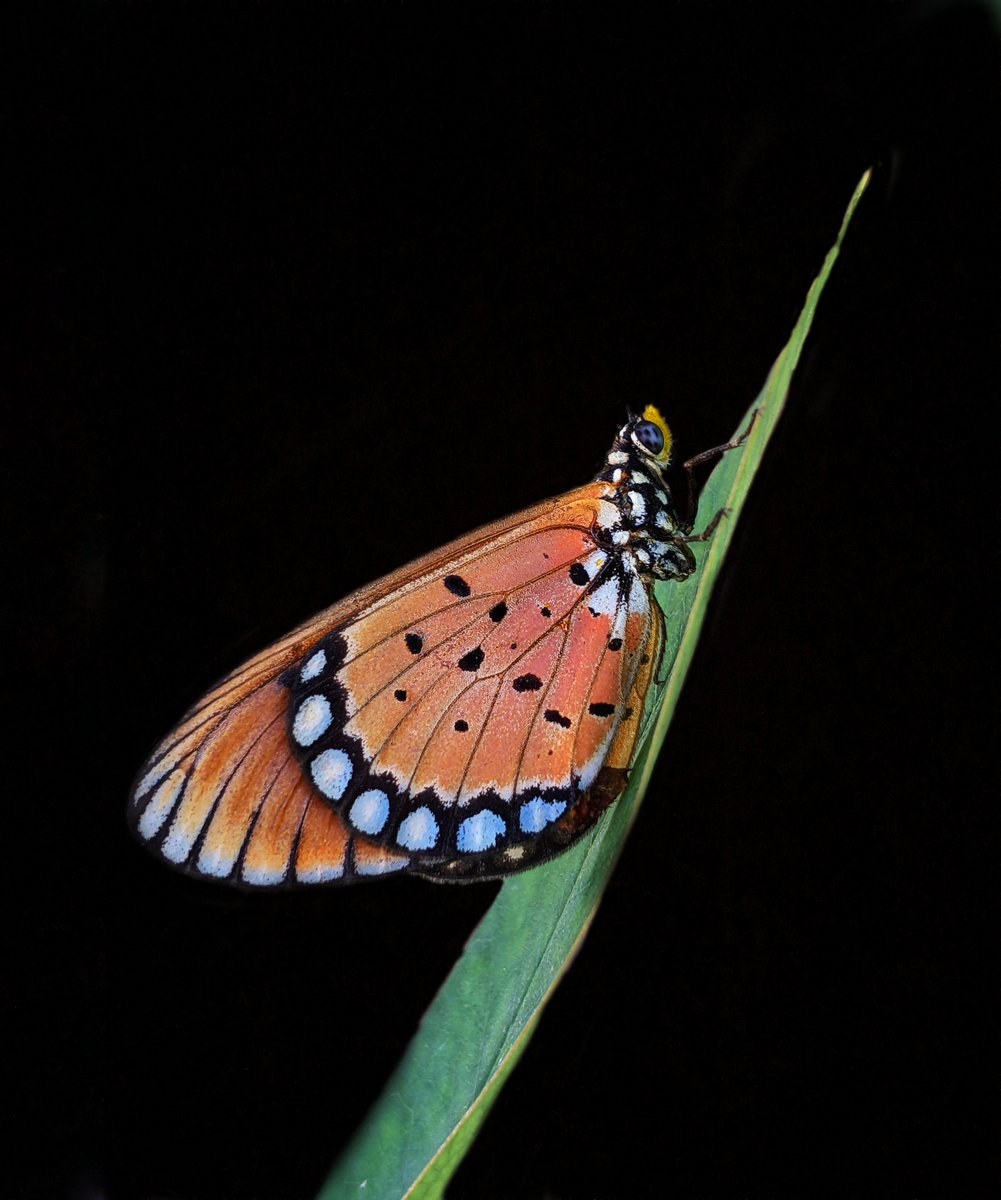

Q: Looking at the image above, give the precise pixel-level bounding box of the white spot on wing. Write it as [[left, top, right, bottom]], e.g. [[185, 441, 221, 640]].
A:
[[582, 549, 607, 580], [241, 860, 288, 886], [311, 748, 353, 799], [293, 694, 333, 746], [607, 450, 628, 464], [295, 861, 345, 883], [197, 840, 237, 879], [161, 817, 196, 864], [594, 498, 621, 531], [134, 761, 170, 803], [519, 796, 567, 833], [626, 563, 650, 614], [349, 788, 390, 834], [397, 806, 439, 850], [355, 855, 408, 877], [137, 771, 185, 840], [587, 575, 620, 616], [300, 649, 327, 682], [457, 809, 506, 852]]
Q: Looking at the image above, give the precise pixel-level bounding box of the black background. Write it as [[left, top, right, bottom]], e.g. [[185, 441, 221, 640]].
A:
[[7, 4, 998, 1198]]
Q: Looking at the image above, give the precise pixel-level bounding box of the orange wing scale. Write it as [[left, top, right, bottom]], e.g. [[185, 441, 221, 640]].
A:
[[409, 676, 502, 799], [241, 764, 312, 884], [606, 605, 663, 772]]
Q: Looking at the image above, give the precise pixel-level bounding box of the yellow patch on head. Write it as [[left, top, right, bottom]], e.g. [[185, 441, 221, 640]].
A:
[[641, 404, 673, 464]]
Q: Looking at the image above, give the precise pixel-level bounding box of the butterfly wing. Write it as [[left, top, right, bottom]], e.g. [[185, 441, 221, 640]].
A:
[[130, 483, 663, 885]]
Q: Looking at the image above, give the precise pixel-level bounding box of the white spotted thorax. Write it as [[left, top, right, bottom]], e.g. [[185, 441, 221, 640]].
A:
[[592, 409, 697, 584]]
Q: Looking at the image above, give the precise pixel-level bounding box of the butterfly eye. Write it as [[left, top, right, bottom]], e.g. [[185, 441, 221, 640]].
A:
[[632, 420, 665, 456]]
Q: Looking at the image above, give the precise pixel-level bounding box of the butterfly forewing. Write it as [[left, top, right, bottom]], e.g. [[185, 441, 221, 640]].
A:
[[130, 407, 699, 885]]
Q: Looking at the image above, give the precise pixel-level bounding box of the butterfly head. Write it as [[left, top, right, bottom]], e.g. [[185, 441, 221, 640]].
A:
[[630, 405, 673, 466]]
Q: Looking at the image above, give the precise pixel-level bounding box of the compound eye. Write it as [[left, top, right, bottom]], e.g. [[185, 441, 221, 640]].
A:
[[632, 419, 665, 456]]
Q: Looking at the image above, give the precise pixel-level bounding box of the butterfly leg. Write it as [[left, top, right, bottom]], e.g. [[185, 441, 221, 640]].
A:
[[681, 505, 730, 544], [680, 408, 760, 532]]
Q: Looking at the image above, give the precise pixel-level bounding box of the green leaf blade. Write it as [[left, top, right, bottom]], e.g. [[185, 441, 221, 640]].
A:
[[320, 168, 871, 1200]]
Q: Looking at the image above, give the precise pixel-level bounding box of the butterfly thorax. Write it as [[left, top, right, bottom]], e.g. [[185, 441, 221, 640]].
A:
[[592, 416, 696, 583]]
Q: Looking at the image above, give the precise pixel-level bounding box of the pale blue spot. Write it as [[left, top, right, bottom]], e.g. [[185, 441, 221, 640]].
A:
[[349, 789, 390, 835], [300, 649, 327, 682], [457, 809, 506, 853], [310, 748, 352, 800], [292, 694, 332, 746], [519, 796, 567, 834], [397, 806, 439, 850]]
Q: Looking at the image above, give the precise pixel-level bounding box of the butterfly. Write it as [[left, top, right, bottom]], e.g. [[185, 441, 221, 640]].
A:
[[130, 405, 736, 886]]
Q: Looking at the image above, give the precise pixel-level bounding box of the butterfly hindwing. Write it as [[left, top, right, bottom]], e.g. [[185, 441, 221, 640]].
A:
[[130, 484, 655, 884]]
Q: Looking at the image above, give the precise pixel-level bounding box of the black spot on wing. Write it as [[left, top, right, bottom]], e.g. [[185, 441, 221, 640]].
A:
[[569, 563, 590, 586], [607, 637, 623, 651], [454, 719, 469, 732], [513, 673, 543, 692], [457, 646, 485, 672], [405, 632, 423, 654], [488, 602, 508, 622], [588, 702, 615, 718], [394, 689, 407, 702], [544, 709, 572, 729], [444, 574, 471, 597]]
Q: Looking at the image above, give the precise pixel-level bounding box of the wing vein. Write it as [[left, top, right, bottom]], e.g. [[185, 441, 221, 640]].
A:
[[184, 706, 287, 866], [232, 746, 297, 879]]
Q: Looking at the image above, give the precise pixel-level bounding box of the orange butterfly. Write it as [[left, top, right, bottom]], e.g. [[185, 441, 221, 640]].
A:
[[130, 406, 728, 885]]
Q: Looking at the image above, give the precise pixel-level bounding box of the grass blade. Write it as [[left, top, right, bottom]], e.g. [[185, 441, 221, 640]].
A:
[[320, 168, 871, 1200]]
